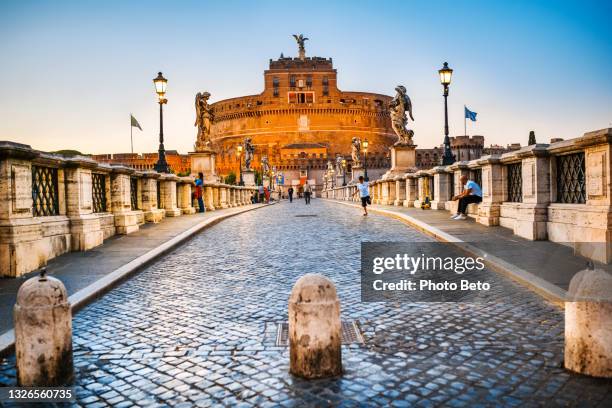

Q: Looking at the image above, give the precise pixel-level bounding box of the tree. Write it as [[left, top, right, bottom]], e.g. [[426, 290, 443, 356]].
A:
[[224, 171, 237, 185], [528, 131, 536, 145]]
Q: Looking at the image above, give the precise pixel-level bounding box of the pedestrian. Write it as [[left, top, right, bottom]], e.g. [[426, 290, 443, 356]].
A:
[[352, 175, 371, 216], [451, 175, 482, 220], [303, 182, 312, 204], [288, 186, 294, 203], [258, 185, 265, 203], [264, 186, 270, 203], [194, 172, 205, 213]]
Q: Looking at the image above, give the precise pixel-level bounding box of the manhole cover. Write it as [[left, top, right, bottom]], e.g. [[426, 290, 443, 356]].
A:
[[294, 214, 318, 217], [275, 321, 364, 346]]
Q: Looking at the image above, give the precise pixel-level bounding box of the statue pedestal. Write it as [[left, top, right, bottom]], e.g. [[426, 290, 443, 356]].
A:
[[351, 166, 364, 183], [383, 144, 417, 179], [242, 170, 256, 186], [190, 150, 219, 183], [336, 174, 345, 187]]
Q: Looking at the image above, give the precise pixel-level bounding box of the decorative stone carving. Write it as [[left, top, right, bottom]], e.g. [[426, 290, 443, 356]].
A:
[[292, 34, 309, 60], [244, 138, 255, 170], [194, 91, 214, 152], [351, 137, 361, 167], [389, 85, 415, 145]]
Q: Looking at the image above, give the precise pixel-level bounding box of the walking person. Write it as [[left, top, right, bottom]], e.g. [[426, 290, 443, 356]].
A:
[[451, 175, 482, 220], [258, 185, 265, 203], [288, 186, 294, 203], [195, 172, 205, 213], [303, 182, 312, 204], [264, 186, 270, 203], [352, 176, 371, 216]]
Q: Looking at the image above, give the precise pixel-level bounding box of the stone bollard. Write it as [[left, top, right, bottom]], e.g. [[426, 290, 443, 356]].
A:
[[289, 274, 342, 379], [564, 267, 612, 378], [14, 268, 73, 386]]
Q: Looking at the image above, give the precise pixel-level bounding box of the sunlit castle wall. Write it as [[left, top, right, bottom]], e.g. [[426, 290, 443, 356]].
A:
[[209, 54, 395, 185]]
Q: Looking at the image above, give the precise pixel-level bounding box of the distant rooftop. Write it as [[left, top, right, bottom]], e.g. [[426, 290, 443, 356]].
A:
[[282, 143, 327, 149]]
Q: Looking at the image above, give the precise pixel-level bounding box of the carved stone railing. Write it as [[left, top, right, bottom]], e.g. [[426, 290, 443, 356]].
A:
[[321, 128, 612, 263], [0, 141, 260, 277]]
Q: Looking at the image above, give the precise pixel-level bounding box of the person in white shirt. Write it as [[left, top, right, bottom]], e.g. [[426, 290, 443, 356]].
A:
[[451, 175, 482, 220], [352, 176, 371, 216]]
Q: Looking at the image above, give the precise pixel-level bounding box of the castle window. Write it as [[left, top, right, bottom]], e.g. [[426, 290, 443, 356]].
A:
[[290, 75, 296, 88], [322, 76, 329, 96], [306, 76, 312, 87], [273, 77, 279, 97]]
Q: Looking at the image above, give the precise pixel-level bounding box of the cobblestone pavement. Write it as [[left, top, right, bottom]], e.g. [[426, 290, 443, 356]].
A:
[[1, 200, 611, 407]]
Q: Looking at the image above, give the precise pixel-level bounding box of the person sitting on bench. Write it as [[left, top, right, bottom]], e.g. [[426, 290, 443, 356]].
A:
[[451, 175, 482, 220]]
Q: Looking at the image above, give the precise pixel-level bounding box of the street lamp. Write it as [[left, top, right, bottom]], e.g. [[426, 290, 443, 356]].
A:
[[236, 144, 243, 185], [153, 72, 170, 173], [342, 158, 347, 186], [362, 138, 369, 181], [438, 62, 455, 165]]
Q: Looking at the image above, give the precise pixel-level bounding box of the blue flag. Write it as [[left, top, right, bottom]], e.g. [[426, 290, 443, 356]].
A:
[[465, 106, 477, 121]]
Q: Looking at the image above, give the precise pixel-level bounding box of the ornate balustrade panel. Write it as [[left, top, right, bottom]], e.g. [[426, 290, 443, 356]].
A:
[[32, 165, 59, 217]]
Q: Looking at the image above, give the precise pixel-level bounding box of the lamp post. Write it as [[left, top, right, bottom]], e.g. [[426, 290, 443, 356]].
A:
[[153, 72, 170, 173], [236, 144, 243, 185], [342, 158, 347, 186], [362, 138, 369, 181], [439, 62, 455, 165]]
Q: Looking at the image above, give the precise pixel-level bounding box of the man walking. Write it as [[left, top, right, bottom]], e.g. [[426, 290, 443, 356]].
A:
[[258, 184, 265, 203], [451, 175, 482, 220], [303, 182, 312, 204], [353, 176, 370, 216], [288, 186, 294, 203], [195, 172, 205, 213]]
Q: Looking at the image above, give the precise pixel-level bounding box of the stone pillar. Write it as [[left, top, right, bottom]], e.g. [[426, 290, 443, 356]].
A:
[[430, 166, 453, 210], [189, 149, 218, 183], [219, 185, 229, 209], [140, 171, 164, 223], [404, 174, 417, 207], [14, 270, 73, 386], [381, 179, 396, 206], [110, 166, 140, 234], [289, 274, 342, 379], [414, 173, 425, 208], [393, 176, 405, 206], [475, 156, 503, 226], [500, 145, 550, 240], [242, 170, 256, 187], [159, 175, 181, 217], [178, 177, 196, 215], [565, 267, 612, 378], [204, 183, 215, 211], [63, 158, 104, 251], [230, 187, 237, 207], [212, 184, 222, 209]]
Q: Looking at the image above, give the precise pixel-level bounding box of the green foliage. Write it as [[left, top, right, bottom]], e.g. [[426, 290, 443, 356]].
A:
[[224, 171, 237, 185], [177, 170, 191, 177], [255, 170, 263, 186]]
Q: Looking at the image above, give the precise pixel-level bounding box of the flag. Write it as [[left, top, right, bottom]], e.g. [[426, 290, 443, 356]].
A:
[[130, 114, 143, 130], [464, 106, 477, 122]]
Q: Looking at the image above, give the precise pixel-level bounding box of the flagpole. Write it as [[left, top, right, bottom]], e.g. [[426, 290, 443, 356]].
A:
[[130, 113, 134, 154], [464, 106, 467, 137]]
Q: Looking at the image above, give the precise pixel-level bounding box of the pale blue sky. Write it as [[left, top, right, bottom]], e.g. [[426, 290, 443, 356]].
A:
[[1, 0, 610, 153]]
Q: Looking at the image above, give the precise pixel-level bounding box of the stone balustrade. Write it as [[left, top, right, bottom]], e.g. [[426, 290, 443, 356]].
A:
[[322, 128, 612, 263], [0, 141, 259, 277]]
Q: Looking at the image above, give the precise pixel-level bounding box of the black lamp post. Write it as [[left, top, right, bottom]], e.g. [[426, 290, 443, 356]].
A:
[[153, 72, 170, 173], [362, 138, 369, 181], [439, 62, 455, 165], [236, 144, 243, 185], [342, 158, 347, 186]]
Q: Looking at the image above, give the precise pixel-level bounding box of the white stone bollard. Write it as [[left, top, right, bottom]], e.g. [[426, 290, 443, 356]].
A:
[[289, 273, 342, 379], [565, 267, 612, 378], [14, 268, 73, 386]]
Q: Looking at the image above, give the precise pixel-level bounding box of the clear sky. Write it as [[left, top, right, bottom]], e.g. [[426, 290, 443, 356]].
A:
[[1, 0, 610, 153]]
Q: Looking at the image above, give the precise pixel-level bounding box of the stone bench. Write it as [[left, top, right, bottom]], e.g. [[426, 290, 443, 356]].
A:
[[447, 200, 479, 219]]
